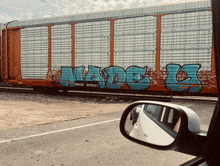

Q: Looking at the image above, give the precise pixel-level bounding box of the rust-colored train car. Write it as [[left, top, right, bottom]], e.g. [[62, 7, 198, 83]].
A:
[[0, 0, 217, 96]]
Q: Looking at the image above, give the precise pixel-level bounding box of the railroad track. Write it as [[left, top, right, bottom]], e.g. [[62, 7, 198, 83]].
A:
[[0, 86, 217, 103]]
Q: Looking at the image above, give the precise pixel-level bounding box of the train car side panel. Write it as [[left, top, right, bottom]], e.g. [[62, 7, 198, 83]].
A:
[[1, 0, 217, 95], [20, 26, 48, 80]]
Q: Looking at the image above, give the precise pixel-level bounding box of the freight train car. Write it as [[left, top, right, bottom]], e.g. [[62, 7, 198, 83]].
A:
[[0, 0, 217, 96]]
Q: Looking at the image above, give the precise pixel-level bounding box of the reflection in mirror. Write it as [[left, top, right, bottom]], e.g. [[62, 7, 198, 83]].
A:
[[125, 104, 181, 146]]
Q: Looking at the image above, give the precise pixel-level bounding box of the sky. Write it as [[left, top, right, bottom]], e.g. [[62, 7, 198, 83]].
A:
[[0, 0, 204, 23]]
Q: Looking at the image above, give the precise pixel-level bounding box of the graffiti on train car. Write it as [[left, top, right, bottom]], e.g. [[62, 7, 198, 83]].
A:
[[57, 64, 203, 92], [166, 64, 202, 93], [59, 65, 151, 90]]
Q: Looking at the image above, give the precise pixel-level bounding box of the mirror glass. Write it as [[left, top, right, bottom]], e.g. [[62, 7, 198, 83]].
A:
[[124, 104, 181, 146]]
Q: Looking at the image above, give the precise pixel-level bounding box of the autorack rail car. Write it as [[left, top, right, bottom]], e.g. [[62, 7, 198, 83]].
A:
[[0, 0, 217, 96]]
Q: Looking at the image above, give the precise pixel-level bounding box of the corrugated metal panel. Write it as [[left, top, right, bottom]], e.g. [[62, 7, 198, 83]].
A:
[[75, 21, 110, 69], [114, 16, 157, 69], [20, 26, 48, 79], [7, 0, 211, 28], [160, 10, 212, 70], [51, 24, 71, 70]]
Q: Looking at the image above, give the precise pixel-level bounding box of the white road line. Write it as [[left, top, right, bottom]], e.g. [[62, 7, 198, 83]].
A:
[[0, 118, 120, 144]]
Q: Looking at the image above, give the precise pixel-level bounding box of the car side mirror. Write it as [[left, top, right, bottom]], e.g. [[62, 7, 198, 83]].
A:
[[120, 101, 206, 155]]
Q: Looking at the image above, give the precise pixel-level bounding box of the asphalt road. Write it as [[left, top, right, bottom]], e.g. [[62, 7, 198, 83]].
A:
[[0, 100, 216, 166]]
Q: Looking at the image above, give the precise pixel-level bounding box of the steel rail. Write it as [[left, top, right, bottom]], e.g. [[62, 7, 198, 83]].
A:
[[0, 86, 217, 103]]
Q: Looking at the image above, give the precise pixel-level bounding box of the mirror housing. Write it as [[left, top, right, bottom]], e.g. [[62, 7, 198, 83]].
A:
[[120, 101, 207, 156]]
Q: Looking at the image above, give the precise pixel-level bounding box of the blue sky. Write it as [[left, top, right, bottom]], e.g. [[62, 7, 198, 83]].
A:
[[0, 0, 203, 23]]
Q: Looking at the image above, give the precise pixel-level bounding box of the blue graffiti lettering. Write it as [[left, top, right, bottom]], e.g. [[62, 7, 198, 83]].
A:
[[166, 64, 202, 92], [59, 66, 85, 87], [125, 66, 150, 90], [58, 64, 202, 93], [59, 67, 75, 87], [85, 66, 105, 88], [103, 66, 126, 89], [74, 66, 85, 81]]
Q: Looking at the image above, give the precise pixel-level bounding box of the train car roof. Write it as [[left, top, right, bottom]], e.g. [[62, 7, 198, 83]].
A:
[[7, 0, 211, 28]]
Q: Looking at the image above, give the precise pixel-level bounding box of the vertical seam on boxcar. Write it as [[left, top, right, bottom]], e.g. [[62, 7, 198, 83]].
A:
[[209, 9, 216, 75], [17, 28, 22, 81], [108, 19, 117, 67], [5, 29, 8, 80], [212, 35, 216, 74], [153, 14, 165, 73], [69, 22, 77, 68], [46, 25, 53, 80], [9, 30, 13, 79]]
